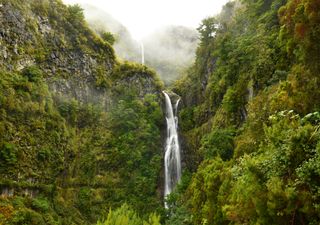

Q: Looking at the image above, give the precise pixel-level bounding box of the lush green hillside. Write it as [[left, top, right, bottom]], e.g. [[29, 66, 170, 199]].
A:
[[1, 0, 320, 224], [169, 0, 320, 224], [0, 0, 164, 224]]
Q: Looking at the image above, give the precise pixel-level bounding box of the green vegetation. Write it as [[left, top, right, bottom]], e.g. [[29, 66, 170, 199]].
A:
[[101, 32, 116, 46], [0, 63, 163, 224], [97, 204, 161, 225], [170, 0, 320, 224], [0, 0, 164, 224], [1, 0, 320, 224]]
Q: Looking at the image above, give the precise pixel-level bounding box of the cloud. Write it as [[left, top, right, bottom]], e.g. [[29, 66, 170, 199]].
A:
[[62, 0, 229, 39]]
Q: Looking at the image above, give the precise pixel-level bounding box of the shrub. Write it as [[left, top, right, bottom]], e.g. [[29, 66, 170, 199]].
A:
[[22, 66, 43, 83], [0, 142, 17, 165], [97, 204, 161, 225], [31, 197, 50, 213], [101, 32, 116, 45], [199, 128, 235, 161]]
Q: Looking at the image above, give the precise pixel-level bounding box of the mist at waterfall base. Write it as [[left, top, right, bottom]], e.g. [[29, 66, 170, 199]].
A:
[[163, 92, 181, 207]]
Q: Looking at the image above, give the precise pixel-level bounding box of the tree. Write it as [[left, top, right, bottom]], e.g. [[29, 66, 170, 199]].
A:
[[97, 204, 161, 225], [101, 32, 116, 45]]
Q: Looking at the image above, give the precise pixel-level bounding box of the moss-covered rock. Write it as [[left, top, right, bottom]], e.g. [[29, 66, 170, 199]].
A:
[[0, 0, 165, 224]]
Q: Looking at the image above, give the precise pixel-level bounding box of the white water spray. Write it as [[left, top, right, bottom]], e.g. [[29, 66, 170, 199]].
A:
[[163, 91, 181, 206]]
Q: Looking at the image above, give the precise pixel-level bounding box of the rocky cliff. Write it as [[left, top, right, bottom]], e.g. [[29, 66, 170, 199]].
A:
[[0, 1, 162, 105], [0, 0, 164, 224]]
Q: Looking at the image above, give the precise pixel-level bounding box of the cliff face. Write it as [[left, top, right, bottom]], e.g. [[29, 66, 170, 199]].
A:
[[0, 0, 117, 107], [0, 1, 162, 104], [0, 1, 164, 224]]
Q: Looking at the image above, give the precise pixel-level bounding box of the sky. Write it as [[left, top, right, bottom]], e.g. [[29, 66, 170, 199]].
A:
[[62, 0, 229, 40]]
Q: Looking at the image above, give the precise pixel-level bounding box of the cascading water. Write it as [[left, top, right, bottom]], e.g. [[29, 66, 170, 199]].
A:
[[163, 91, 181, 206], [140, 42, 145, 65]]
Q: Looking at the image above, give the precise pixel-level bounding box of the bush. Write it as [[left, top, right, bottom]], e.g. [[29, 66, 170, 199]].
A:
[[31, 197, 50, 213], [22, 66, 43, 83], [76, 188, 92, 217], [11, 208, 45, 225], [199, 128, 235, 161], [101, 32, 116, 45], [97, 204, 161, 225], [67, 4, 85, 25], [0, 142, 17, 165]]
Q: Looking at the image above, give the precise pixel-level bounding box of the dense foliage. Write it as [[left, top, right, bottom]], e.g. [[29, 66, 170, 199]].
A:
[[97, 204, 161, 225], [1, 0, 320, 224], [0, 0, 164, 224], [0, 64, 164, 225], [170, 0, 320, 224]]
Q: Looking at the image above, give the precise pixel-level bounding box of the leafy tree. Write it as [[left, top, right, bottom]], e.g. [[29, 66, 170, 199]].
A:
[[101, 32, 116, 45], [97, 204, 161, 225], [67, 4, 85, 24], [199, 128, 235, 161]]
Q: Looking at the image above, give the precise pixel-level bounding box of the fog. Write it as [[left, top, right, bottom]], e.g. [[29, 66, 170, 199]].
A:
[[81, 4, 198, 84], [142, 26, 198, 84], [62, 0, 229, 40], [82, 4, 141, 62]]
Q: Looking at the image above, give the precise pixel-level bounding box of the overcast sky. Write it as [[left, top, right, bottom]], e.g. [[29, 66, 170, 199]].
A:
[[62, 0, 229, 40]]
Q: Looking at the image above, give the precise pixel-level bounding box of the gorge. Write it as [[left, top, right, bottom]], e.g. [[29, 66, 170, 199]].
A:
[[1, 0, 320, 224]]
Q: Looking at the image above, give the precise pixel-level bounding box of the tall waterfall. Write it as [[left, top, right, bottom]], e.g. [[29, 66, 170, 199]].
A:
[[163, 91, 181, 205]]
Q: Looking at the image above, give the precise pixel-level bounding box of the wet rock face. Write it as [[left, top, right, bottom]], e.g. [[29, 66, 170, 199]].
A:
[[49, 77, 112, 109], [0, 2, 115, 107], [115, 72, 161, 98], [0, 4, 33, 70], [0, 2, 161, 109], [38, 16, 51, 34]]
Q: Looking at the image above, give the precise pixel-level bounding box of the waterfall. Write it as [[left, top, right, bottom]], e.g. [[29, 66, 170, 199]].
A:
[[163, 91, 181, 206], [140, 42, 145, 65]]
